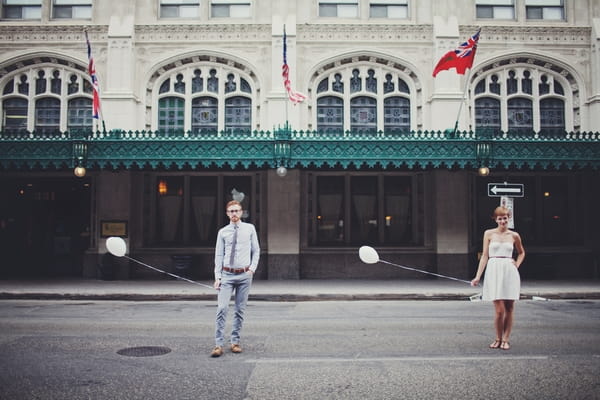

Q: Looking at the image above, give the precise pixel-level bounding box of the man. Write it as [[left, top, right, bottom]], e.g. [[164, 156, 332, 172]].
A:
[[211, 200, 260, 357]]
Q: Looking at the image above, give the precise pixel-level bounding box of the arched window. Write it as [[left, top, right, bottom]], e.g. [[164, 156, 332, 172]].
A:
[[2, 98, 28, 133], [225, 96, 251, 134], [1, 63, 95, 133], [313, 61, 417, 133], [35, 97, 60, 134], [472, 63, 571, 133], [475, 97, 501, 134], [152, 62, 255, 133], [317, 96, 343, 133], [384, 97, 410, 133], [507, 98, 533, 133], [158, 96, 185, 134], [192, 96, 218, 134], [67, 97, 93, 132]]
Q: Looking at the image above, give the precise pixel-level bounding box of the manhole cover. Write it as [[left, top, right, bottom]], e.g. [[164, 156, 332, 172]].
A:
[[117, 346, 172, 357]]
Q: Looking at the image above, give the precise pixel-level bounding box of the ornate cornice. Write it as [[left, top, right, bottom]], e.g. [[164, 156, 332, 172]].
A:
[[134, 24, 272, 42], [297, 24, 433, 43], [473, 26, 591, 46], [0, 25, 107, 43]]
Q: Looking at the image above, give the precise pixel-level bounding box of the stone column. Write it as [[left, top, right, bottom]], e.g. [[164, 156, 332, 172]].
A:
[[266, 168, 301, 279], [433, 170, 471, 279], [102, 15, 138, 131], [430, 16, 469, 133]]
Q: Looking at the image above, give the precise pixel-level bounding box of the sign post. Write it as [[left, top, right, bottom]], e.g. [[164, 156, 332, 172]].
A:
[[487, 183, 524, 228]]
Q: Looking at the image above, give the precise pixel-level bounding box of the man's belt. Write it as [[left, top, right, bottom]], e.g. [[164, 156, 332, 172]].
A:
[[223, 266, 250, 274]]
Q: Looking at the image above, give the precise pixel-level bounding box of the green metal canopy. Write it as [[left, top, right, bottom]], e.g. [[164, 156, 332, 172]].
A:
[[1, 128, 599, 172]]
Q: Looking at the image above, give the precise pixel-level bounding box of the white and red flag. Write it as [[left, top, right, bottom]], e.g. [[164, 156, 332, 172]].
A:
[[85, 30, 101, 119], [433, 29, 481, 77], [282, 27, 306, 105]]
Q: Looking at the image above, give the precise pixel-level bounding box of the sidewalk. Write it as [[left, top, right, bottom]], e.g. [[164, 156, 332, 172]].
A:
[[1, 278, 599, 301]]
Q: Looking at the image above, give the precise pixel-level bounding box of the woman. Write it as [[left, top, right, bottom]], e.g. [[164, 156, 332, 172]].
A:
[[471, 206, 525, 350]]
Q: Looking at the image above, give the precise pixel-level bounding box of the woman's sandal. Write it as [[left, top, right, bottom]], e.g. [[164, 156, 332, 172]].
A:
[[500, 341, 510, 350], [489, 339, 502, 349]]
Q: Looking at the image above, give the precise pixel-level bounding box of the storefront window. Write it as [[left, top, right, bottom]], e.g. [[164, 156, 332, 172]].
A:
[[309, 173, 418, 246]]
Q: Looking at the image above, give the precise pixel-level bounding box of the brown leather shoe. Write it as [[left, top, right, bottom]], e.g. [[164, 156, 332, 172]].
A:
[[210, 346, 223, 357], [230, 344, 242, 353]]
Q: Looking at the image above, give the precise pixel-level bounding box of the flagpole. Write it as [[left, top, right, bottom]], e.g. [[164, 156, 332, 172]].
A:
[[452, 68, 473, 137]]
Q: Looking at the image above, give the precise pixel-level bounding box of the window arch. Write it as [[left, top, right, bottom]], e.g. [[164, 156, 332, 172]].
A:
[[472, 61, 571, 134], [152, 60, 257, 134], [313, 60, 417, 134], [0, 63, 94, 134]]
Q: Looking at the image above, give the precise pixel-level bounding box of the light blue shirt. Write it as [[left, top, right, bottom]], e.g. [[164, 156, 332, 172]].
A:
[[214, 221, 260, 279]]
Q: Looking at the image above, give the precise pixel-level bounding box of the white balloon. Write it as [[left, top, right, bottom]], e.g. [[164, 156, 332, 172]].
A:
[[106, 236, 127, 257], [358, 246, 379, 264]]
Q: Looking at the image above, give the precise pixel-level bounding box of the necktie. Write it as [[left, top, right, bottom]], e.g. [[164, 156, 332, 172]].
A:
[[229, 225, 238, 266]]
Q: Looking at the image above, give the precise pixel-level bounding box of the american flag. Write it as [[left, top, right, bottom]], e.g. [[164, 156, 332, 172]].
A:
[[282, 27, 306, 105], [433, 29, 481, 77], [85, 30, 101, 119]]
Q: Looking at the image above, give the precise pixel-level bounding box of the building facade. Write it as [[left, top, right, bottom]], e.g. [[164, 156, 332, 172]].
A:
[[1, 0, 599, 280]]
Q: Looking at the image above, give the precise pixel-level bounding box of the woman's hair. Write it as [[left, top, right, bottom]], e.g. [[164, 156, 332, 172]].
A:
[[492, 206, 510, 219]]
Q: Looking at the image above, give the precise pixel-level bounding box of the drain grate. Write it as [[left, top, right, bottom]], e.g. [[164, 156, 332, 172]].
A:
[[117, 346, 172, 357]]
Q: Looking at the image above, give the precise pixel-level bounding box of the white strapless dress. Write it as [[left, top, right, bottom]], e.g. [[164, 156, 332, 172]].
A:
[[482, 241, 521, 301]]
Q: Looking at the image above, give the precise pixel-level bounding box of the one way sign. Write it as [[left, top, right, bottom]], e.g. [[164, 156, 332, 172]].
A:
[[487, 183, 524, 197]]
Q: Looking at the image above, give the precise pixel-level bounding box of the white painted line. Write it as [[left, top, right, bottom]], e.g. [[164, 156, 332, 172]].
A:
[[247, 355, 549, 364]]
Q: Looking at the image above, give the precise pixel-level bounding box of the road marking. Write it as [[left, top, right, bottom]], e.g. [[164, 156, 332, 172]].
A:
[[247, 355, 549, 364]]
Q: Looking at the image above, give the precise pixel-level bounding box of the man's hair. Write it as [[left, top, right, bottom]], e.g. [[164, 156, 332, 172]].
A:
[[226, 200, 242, 210]]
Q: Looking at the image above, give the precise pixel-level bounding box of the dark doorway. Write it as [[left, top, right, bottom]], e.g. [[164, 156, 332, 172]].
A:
[[0, 176, 91, 278]]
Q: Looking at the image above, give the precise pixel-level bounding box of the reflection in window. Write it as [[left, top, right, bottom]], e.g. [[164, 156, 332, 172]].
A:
[[475, 97, 501, 134], [160, 0, 199, 18], [369, 0, 408, 18], [2, 0, 42, 19], [476, 0, 515, 19], [149, 174, 259, 248], [67, 97, 93, 132], [316, 176, 345, 244], [319, 0, 358, 17], [156, 176, 184, 243], [310, 173, 417, 246], [2, 98, 28, 133], [225, 96, 251, 134], [384, 97, 410, 133], [211, 0, 251, 17], [192, 97, 218, 134], [35, 97, 61, 134], [350, 96, 377, 134], [53, 0, 92, 19], [317, 96, 344, 133], [526, 0, 564, 20], [539, 98, 565, 134], [507, 98, 533, 133], [158, 96, 185, 134], [351, 176, 378, 244]]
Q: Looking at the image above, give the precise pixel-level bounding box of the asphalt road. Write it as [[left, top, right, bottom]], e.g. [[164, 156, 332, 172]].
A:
[[0, 299, 598, 400]]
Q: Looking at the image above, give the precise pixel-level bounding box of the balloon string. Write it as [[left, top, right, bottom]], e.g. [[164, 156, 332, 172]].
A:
[[379, 260, 472, 284], [123, 255, 215, 290]]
